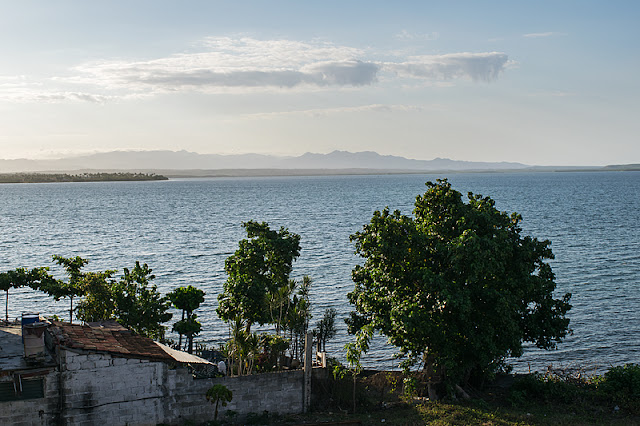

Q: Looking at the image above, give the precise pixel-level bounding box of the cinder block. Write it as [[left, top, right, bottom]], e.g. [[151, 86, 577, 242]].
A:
[[94, 359, 111, 368]]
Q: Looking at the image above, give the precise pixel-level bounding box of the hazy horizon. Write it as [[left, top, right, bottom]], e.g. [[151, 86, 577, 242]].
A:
[[1, 2, 638, 166]]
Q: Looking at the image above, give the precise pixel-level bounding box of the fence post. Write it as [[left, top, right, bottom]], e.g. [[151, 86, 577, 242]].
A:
[[303, 332, 312, 413]]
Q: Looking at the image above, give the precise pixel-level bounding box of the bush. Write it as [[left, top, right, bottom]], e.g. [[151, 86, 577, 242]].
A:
[[598, 363, 640, 414], [509, 369, 596, 406]]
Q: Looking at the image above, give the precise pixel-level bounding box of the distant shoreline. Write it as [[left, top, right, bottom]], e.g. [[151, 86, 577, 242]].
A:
[[0, 172, 169, 184], [156, 166, 640, 178], [1, 167, 638, 182]]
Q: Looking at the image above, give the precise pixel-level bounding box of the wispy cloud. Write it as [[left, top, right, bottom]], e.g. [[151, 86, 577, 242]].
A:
[[384, 52, 510, 83], [527, 90, 574, 97], [239, 103, 427, 119], [394, 30, 439, 41], [523, 32, 567, 38], [1, 37, 511, 103]]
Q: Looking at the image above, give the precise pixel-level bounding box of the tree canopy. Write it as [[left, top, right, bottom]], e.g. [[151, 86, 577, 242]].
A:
[[347, 179, 572, 389], [217, 221, 301, 333], [167, 285, 205, 353], [112, 262, 172, 340]]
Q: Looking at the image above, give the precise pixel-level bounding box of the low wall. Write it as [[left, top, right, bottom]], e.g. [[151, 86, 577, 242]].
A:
[[58, 349, 304, 425]]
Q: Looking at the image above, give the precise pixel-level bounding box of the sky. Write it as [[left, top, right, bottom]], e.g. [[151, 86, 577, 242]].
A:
[[0, 1, 638, 166]]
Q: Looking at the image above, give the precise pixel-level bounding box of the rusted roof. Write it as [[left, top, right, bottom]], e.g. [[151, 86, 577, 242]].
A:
[[49, 321, 174, 362]]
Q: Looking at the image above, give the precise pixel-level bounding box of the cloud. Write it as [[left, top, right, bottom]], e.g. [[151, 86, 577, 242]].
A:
[[384, 52, 510, 82], [394, 30, 439, 41], [523, 32, 567, 38], [239, 103, 426, 119], [1, 37, 511, 103], [72, 38, 379, 93]]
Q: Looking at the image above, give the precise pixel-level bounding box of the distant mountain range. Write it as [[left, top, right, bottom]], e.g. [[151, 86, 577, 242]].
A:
[[0, 150, 532, 174]]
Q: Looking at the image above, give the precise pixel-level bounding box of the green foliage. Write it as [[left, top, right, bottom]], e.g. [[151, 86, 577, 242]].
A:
[[313, 307, 338, 352], [225, 318, 261, 376], [0, 267, 57, 321], [206, 384, 233, 421], [348, 179, 572, 387], [75, 270, 117, 323], [167, 285, 205, 316], [42, 255, 92, 322], [509, 365, 640, 416], [257, 333, 290, 371], [71, 260, 172, 339], [112, 262, 172, 339], [284, 275, 312, 361], [509, 372, 593, 406], [173, 316, 202, 338], [167, 285, 205, 353], [217, 221, 301, 333], [598, 364, 640, 413]]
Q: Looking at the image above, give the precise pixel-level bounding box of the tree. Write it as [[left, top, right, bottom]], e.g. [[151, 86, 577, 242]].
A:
[[313, 307, 338, 352], [284, 275, 312, 361], [347, 179, 572, 393], [217, 221, 301, 334], [167, 285, 205, 353], [42, 258, 171, 338], [75, 270, 117, 323], [112, 262, 172, 340], [206, 384, 233, 421], [40, 255, 90, 322], [0, 267, 57, 321]]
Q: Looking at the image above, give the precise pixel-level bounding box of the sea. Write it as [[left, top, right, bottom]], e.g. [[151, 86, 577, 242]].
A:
[[1, 171, 638, 373]]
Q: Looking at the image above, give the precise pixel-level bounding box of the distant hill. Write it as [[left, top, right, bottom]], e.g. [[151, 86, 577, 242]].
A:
[[0, 150, 530, 173]]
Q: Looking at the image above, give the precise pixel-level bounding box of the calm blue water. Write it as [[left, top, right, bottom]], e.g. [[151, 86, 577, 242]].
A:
[[1, 172, 639, 373]]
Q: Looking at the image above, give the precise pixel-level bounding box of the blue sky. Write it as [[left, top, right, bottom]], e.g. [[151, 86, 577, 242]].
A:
[[1, 1, 638, 165]]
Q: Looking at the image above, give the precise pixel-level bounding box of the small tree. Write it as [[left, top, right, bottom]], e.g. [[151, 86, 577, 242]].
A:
[[284, 275, 312, 361], [167, 285, 205, 353], [344, 324, 372, 414], [206, 384, 233, 421], [348, 179, 572, 395], [0, 267, 56, 321], [42, 255, 90, 322], [112, 262, 172, 340], [313, 307, 338, 352], [75, 270, 117, 323], [224, 318, 261, 376], [217, 221, 301, 334]]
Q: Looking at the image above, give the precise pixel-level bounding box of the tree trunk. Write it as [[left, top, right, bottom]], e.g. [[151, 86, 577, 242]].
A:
[[178, 310, 184, 349], [424, 354, 439, 401], [5, 290, 8, 322], [352, 374, 357, 414]]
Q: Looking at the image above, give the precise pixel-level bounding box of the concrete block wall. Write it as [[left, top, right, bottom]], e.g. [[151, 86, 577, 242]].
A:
[[163, 369, 305, 424], [59, 350, 169, 426], [58, 349, 305, 425], [0, 370, 60, 426]]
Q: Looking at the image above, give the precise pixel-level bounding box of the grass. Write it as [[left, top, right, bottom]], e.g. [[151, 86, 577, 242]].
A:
[[203, 365, 640, 425]]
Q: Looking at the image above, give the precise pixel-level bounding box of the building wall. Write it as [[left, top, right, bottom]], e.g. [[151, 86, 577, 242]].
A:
[[0, 369, 60, 426], [58, 349, 304, 426]]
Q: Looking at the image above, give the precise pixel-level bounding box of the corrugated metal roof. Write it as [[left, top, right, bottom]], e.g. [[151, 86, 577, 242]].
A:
[[155, 342, 214, 365]]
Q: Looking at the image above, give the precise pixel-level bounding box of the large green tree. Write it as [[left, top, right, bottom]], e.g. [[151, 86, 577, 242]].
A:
[[348, 179, 571, 392], [217, 221, 301, 333]]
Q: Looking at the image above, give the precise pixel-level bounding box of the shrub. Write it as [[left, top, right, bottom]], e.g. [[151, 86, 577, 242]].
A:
[[599, 363, 640, 414]]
